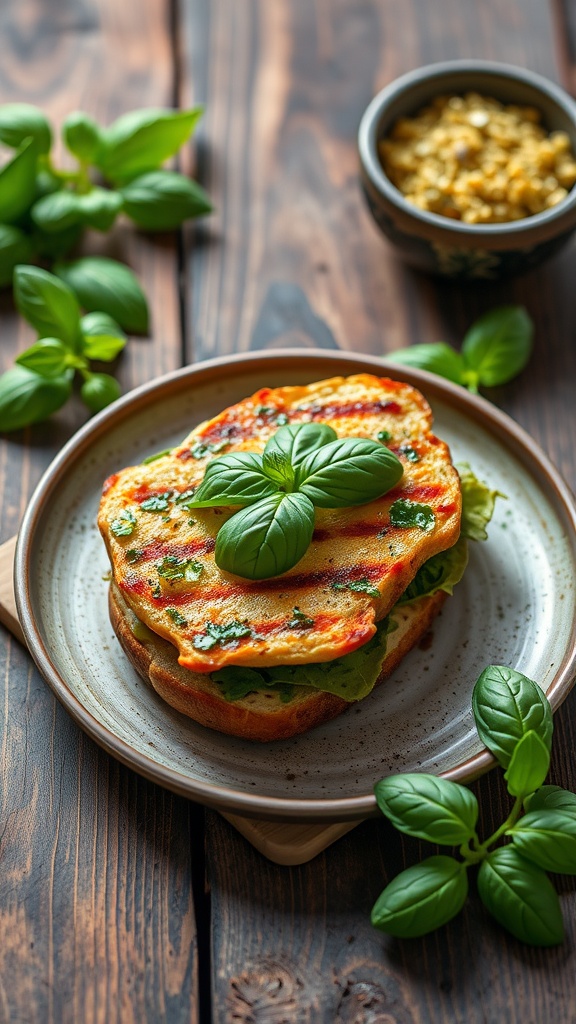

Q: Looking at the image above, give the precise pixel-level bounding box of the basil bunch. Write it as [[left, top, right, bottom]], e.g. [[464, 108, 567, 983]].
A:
[[0, 103, 213, 430], [372, 666, 575, 946], [0, 265, 128, 429], [186, 422, 403, 579], [388, 306, 533, 392]]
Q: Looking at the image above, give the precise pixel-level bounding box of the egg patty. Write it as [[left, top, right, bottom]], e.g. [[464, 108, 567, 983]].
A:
[[98, 374, 461, 672]]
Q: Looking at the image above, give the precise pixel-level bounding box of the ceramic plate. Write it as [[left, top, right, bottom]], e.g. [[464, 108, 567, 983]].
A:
[[15, 350, 576, 822]]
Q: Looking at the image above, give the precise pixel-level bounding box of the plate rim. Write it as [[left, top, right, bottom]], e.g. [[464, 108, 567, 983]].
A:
[[14, 348, 576, 822]]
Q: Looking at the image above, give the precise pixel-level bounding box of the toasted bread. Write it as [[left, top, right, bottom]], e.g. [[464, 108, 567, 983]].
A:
[[99, 374, 461, 674], [109, 581, 448, 742]]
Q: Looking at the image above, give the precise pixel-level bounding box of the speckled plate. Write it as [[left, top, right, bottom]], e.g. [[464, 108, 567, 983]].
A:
[[15, 350, 576, 822]]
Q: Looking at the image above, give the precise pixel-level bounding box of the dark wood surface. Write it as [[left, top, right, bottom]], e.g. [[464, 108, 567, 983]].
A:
[[1, 0, 575, 1020]]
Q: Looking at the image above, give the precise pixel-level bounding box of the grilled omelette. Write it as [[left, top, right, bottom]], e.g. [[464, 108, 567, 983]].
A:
[[98, 374, 461, 674]]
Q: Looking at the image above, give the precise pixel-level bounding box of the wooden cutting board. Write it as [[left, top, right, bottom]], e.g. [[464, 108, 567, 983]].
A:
[[0, 534, 359, 865]]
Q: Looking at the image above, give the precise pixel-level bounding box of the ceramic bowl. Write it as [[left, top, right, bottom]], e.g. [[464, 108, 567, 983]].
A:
[[358, 60, 576, 279]]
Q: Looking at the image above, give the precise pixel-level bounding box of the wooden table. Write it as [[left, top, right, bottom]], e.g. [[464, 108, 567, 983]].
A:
[[1, 1, 575, 1020]]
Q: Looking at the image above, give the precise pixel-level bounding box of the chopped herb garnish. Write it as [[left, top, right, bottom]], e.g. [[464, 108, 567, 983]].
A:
[[193, 619, 252, 651], [275, 412, 289, 426], [166, 607, 188, 627], [255, 405, 273, 415], [156, 556, 204, 583], [111, 508, 137, 537], [377, 429, 392, 443], [151, 582, 162, 599], [389, 498, 436, 531], [187, 518, 197, 526], [142, 448, 173, 464], [190, 440, 229, 459], [140, 491, 172, 512], [332, 578, 381, 598], [399, 444, 420, 463], [287, 606, 315, 629], [126, 548, 143, 563], [175, 488, 196, 505]]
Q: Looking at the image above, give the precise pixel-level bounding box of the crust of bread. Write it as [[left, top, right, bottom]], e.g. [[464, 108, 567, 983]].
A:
[[109, 581, 448, 742]]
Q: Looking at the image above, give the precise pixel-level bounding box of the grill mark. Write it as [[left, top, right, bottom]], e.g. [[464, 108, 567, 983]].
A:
[[302, 399, 403, 419], [130, 484, 200, 503], [138, 539, 216, 561]]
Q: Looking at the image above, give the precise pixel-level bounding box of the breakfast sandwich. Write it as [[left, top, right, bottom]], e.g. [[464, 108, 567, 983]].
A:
[[99, 373, 497, 741]]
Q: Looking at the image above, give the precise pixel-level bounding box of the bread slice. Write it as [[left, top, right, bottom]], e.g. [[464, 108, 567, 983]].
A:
[[109, 580, 448, 742]]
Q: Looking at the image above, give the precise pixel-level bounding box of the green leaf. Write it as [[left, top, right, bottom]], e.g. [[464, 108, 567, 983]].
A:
[[0, 365, 72, 432], [387, 342, 465, 384], [120, 169, 212, 229], [76, 187, 122, 231], [15, 338, 71, 377], [54, 256, 149, 334], [110, 508, 137, 536], [262, 423, 337, 487], [32, 222, 83, 260], [0, 224, 33, 287], [80, 312, 126, 361], [97, 107, 203, 183], [461, 306, 534, 388], [192, 619, 252, 651], [210, 666, 291, 703], [0, 138, 38, 224], [156, 555, 204, 583], [80, 372, 121, 413], [371, 856, 468, 938], [332, 578, 381, 598], [504, 730, 550, 798], [14, 265, 81, 349], [0, 103, 52, 153], [507, 808, 576, 875], [472, 666, 553, 769], [524, 785, 576, 815], [297, 438, 403, 508], [187, 452, 279, 507], [389, 498, 435, 531], [31, 190, 85, 233], [397, 536, 469, 604], [62, 110, 103, 163], [375, 773, 479, 845], [215, 492, 315, 580], [457, 462, 503, 541], [477, 847, 564, 946]]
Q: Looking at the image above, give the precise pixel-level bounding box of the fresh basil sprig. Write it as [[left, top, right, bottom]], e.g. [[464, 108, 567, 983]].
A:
[[187, 423, 404, 579], [0, 265, 127, 429], [387, 306, 533, 393], [371, 667, 574, 946]]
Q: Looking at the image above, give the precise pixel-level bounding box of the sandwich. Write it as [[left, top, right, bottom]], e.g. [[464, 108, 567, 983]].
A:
[[98, 373, 497, 741]]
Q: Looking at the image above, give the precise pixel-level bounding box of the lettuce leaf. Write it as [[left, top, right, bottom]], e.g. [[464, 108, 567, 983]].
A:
[[458, 461, 504, 541], [397, 536, 469, 604]]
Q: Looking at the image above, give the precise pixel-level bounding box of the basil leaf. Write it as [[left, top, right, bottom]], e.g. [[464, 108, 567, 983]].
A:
[[32, 222, 83, 260], [461, 306, 534, 389], [477, 847, 564, 946], [120, 170, 212, 229], [97, 107, 203, 183], [186, 452, 279, 507], [507, 808, 576, 875], [371, 856, 468, 938], [54, 256, 149, 334], [472, 666, 553, 769], [389, 498, 435, 531], [458, 462, 503, 541], [375, 773, 478, 845], [80, 312, 127, 361], [265, 422, 337, 467], [0, 224, 33, 287], [215, 492, 315, 580], [524, 785, 576, 815], [80, 372, 121, 413], [397, 536, 469, 603], [0, 365, 72, 432], [297, 438, 403, 508], [0, 103, 51, 153], [15, 338, 70, 378], [14, 266, 81, 350], [0, 138, 38, 224], [76, 187, 122, 231], [387, 342, 465, 385], [504, 730, 550, 798], [31, 191, 84, 233], [62, 111, 103, 163]]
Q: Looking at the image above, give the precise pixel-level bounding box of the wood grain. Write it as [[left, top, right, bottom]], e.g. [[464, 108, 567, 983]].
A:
[[0, 0, 199, 1020], [182, 0, 576, 1019]]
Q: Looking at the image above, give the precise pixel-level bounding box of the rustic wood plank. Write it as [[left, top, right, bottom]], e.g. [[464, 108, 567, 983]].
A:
[[0, 0, 199, 1020], [181, 0, 576, 1018]]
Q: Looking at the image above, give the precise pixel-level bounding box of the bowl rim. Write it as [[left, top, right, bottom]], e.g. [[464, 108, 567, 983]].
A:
[[358, 59, 576, 238]]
